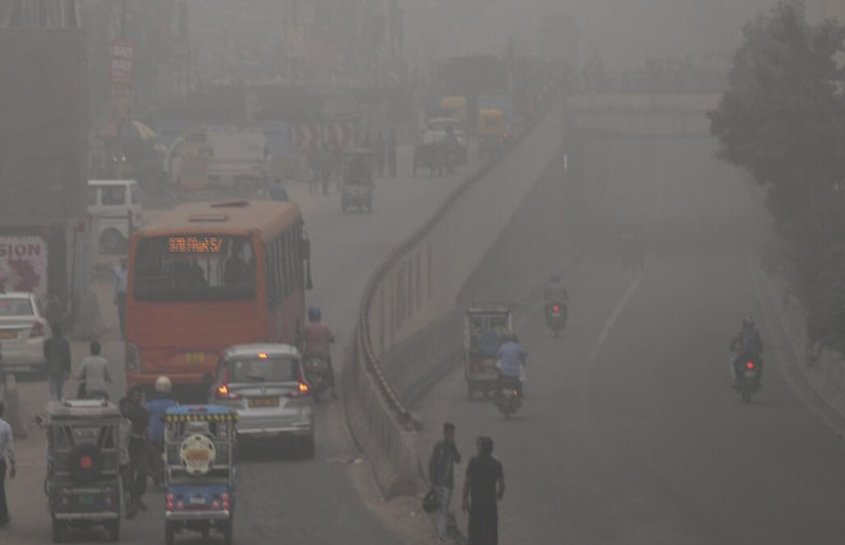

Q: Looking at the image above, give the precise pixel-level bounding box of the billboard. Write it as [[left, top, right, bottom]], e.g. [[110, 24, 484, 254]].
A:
[[0, 236, 49, 297], [0, 29, 88, 226]]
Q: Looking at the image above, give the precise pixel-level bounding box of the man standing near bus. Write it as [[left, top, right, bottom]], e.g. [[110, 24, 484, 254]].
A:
[[113, 258, 128, 339], [302, 307, 337, 399]]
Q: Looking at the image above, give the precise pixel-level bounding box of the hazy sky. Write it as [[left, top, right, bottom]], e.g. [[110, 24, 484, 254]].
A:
[[406, 0, 841, 71]]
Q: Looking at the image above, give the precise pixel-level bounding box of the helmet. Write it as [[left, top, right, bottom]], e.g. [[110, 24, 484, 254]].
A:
[[742, 316, 755, 328], [550, 273, 561, 283], [308, 306, 322, 322], [155, 376, 172, 394]]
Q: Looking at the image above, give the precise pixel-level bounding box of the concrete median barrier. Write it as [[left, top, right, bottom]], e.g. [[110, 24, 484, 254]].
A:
[[345, 98, 567, 498]]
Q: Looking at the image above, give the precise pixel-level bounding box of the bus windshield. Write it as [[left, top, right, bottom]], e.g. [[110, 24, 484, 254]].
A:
[[133, 235, 256, 301]]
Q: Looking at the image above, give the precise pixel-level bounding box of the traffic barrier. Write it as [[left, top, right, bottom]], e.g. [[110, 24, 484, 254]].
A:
[[3, 373, 27, 439], [345, 97, 567, 497]]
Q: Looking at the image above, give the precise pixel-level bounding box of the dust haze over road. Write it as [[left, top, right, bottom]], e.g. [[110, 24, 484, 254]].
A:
[[420, 130, 845, 544]]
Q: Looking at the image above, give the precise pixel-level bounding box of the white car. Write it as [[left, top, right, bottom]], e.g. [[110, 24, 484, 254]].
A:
[[0, 292, 51, 373]]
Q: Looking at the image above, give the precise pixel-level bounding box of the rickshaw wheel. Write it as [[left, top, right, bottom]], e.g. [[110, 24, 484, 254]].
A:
[[51, 519, 65, 543], [107, 519, 120, 542], [165, 522, 176, 545]]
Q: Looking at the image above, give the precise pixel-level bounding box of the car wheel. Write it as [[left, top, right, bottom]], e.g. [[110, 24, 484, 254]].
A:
[[52, 519, 65, 543], [100, 229, 125, 255], [302, 433, 316, 459], [107, 519, 120, 542], [223, 518, 234, 545], [165, 522, 176, 545]]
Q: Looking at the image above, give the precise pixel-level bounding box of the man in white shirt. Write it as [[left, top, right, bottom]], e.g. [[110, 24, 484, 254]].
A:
[[76, 341, 112, 399], [0, 401, 16, 527]]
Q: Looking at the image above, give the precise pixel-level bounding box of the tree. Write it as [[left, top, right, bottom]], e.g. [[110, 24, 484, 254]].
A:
[[709, 1, 845, 226]]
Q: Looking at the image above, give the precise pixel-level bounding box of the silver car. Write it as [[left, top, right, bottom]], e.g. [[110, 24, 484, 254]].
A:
[[0, 291, 51, 373], [211, 344, 315, 457]]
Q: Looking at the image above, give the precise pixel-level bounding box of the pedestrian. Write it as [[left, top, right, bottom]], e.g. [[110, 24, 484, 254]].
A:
[[76, 341, 112, 400], [428, 422, 461, 540], [462, 437, 505, 545], [387, 127, 398, 177], [319, 142, 332, 195], [0, 401, 16, 527], [43, 322, 71, 401], [125, 388, 149, 518], [113, 258, 128, 338], [117, 397, 132, 503], [373, 130, 386, 177], [269, 178, 289, 202]]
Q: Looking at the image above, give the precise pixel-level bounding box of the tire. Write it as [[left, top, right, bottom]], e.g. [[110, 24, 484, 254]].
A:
[[100, 229, 125, 255], [165, 522, 176, 545], [107, 519, 120, 542], [301, 433, 316, 459], [223, 519, 234, 545], [52, 519, 65, 543]]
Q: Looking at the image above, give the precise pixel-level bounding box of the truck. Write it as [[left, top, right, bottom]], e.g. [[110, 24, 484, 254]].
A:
[[167, 127, 268, 190]]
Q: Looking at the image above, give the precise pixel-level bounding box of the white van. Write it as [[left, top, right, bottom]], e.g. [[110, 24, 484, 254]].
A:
[[87, 180, 143, 254]]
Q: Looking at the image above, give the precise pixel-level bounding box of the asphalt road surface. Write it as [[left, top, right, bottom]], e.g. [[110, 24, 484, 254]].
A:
[[6, 166, 469, 545], [419, 134, 845, 545]]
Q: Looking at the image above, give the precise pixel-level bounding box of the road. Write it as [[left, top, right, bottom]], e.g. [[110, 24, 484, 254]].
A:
[[418, 135, 845, 545], [6, 163, 469, 545]]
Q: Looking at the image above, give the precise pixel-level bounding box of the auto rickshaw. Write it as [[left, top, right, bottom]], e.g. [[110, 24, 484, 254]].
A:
[[464, 304, 513, 400], [42, 399, 123, 543], [341, 149, 374, 213], [164, 405, 237, 545]]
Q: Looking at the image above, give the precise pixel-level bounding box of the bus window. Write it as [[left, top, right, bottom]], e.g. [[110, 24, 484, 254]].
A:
[[133, 235, 256, 301]]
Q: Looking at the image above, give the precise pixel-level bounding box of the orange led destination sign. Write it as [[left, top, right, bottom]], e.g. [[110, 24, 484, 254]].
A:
[[168, 236, 224, 254]]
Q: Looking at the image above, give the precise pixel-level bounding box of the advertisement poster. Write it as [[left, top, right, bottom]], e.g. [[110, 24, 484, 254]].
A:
[[0, 236, 49, 297]]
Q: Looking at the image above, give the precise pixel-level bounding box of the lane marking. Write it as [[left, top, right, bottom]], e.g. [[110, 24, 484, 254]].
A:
[[586, 269, 647, 365]]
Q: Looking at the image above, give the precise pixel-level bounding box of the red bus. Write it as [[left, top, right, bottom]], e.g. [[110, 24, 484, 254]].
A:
[[125, 200, 311, 391]]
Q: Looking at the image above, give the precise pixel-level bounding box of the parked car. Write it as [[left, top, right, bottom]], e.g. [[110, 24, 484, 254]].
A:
[[210, 344, 315, 457], [0, 291, 51, 373], [87, 179, 143, 254]]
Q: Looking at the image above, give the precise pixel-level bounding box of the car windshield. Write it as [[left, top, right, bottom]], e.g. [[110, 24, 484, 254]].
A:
[[0, 297, 33, 317], [225, 355, 301, 383], [133, 235, 256, 301]]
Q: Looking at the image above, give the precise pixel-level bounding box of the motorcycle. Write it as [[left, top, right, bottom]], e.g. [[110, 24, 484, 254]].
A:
[[733, 356, 762, 404], [304, 355, 332, 401], [545, 302, 568, 337], [494, 377, 522, 418]]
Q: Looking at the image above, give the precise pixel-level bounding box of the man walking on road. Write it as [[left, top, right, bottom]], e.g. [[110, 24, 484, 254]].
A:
[[125, 388, 149, 518], [429, 422, 462, 540], [462, 436, 504, 545], [44, 323, 72, 401], [113, 258, 128, 338], [0, 402, 16, 527]]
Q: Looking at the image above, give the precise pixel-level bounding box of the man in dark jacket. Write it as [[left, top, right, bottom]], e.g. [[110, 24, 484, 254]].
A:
[[462, 436, 505, 545], [43, 323, 71, 401], [429, 422, 461, 540]]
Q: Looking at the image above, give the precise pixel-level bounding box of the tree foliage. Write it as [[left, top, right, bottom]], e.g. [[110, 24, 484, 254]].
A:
[[709, 1, 845, 224], [711, 2, 845, 351]]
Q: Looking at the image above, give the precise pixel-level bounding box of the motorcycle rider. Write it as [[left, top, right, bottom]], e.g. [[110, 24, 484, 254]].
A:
[[730, 316, 764, 383], [496, 333, 527, 400], [302, 306, 338, 399], [543, 274, 569, 323], [145, 376, 178, 488]]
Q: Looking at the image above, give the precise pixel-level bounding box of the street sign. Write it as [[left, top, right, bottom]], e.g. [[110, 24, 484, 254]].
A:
[[111, 39, 134, 87]]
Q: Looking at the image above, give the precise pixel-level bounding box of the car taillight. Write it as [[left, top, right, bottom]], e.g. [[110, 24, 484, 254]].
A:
[[552, 304, 560, 313], [80, 455, 93, 470], [287, 382, 311, 398], [221, 492, 231, 510], [126, 343, 140, 372], [745, 361, 756, 370], [30, 322, 46, 338], [166, 493, 175, 511], [215, 384, 240, 400]]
